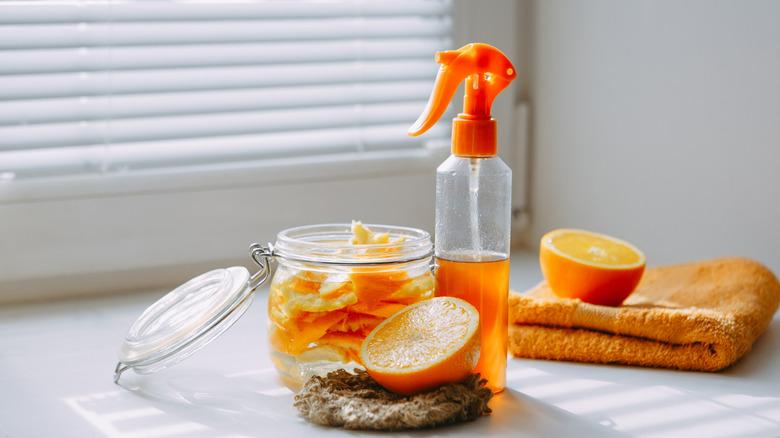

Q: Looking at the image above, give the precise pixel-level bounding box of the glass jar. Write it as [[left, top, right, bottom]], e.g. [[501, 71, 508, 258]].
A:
[[113, 223, 433, 390], [266, 224, 434, 390]]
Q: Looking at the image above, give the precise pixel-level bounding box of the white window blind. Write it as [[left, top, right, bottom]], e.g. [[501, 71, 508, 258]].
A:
[[0, 0, 452, 181]]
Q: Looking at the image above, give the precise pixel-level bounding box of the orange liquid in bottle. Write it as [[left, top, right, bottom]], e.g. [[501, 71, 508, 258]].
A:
[[435, 253, 510, 393]]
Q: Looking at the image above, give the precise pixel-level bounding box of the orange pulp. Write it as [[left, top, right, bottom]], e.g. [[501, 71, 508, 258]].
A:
[[435, 253, 510, 393], [360, 297, 481, 395]]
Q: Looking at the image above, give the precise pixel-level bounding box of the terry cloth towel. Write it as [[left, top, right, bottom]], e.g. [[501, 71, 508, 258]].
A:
[[509, 258, 780, 371]]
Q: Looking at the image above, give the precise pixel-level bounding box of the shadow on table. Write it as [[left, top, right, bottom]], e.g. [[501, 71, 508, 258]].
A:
[[63, 319, 779, 437], [66, 367, 625, 438], [65, 368, 302, 437], [408, 389, 629, 437]]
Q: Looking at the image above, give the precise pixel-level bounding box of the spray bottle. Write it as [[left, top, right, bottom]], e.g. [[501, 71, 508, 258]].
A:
[[409, 43, 516, 392]]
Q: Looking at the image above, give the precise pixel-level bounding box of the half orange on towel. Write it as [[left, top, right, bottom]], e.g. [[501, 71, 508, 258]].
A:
[[540, 229, 646, 306], [360, 297, 480, 395]]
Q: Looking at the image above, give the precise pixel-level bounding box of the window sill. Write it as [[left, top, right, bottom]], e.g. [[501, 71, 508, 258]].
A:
[[0, 145, 448, 303]]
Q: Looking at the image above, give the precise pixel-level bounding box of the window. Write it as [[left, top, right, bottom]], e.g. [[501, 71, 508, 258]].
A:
[[0, 0, 522, 301], [1, 0, 452, 197]]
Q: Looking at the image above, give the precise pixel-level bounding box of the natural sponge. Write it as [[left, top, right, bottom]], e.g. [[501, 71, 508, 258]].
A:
[[293, 369, 492, 430]]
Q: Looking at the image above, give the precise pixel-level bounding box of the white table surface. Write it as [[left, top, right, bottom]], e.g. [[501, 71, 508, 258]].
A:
[[1, 252, 779, 438]]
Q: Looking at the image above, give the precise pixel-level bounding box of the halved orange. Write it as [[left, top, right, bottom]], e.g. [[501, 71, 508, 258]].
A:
[[360, 297, 480, 395], [540, 229, 646, 306]]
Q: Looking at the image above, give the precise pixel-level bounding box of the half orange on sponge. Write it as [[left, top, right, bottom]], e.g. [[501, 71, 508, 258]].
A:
[[540, 229, 646, 306], [360, 297, 480, 395]]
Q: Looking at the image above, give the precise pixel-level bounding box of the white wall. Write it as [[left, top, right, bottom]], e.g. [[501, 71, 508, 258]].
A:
[[528, 0, 780, 272], [0, 3, 525, 303]]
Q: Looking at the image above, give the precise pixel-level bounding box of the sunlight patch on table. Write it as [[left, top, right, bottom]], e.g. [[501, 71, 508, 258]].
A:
[[63, 390, 210, 438]]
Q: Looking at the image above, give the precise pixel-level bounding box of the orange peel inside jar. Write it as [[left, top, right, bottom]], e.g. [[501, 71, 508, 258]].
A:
[[267, 221, 435, 374]]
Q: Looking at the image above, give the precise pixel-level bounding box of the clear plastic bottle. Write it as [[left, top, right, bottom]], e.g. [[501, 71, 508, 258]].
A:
[[408, 43, 516, 392], [435, 156, 511, 393]]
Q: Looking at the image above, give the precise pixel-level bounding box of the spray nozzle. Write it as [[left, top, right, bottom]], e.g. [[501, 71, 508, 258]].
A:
[[408, 43, 516, 157]]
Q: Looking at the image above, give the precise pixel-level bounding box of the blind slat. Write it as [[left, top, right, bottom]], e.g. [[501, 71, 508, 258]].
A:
[[0, 1, 449, 23], [3, 123, 448, 178], [0, 81, 434, 125], [0, 38, 449, 75], [0, 17, 451, 49], [0, 60, 438, 100], [0, 1, 453, 181], [0, 101, 429, 150]]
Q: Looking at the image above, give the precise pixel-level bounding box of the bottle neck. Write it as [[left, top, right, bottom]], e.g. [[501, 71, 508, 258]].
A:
[[451, 115, 497, 157]]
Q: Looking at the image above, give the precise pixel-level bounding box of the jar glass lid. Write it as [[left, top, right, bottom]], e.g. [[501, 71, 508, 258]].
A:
[[115, 266, 254, 382]]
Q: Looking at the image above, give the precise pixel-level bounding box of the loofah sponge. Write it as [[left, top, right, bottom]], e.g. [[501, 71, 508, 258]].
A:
[[293, 369, 492, 430]]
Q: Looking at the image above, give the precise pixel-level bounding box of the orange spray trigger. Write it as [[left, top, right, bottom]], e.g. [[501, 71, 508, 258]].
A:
[[408, 43, 516, 157]]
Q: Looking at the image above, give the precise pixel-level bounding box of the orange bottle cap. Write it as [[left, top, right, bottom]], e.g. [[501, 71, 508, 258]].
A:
[[408, 43, 516, 157]]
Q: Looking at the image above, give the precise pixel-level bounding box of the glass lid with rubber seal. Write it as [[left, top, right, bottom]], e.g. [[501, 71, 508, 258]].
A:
[[114, 245, 274, 383]]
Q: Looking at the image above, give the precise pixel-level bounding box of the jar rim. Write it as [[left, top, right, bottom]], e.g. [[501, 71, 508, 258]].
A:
[[274, 223, 433, 265]]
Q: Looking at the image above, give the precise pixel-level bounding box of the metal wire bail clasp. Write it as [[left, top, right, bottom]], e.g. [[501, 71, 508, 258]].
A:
[[249, 242, 276, 291]]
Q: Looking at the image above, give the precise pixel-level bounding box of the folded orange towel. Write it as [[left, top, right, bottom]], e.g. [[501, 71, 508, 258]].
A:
[[509, 258, 780, 371]]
